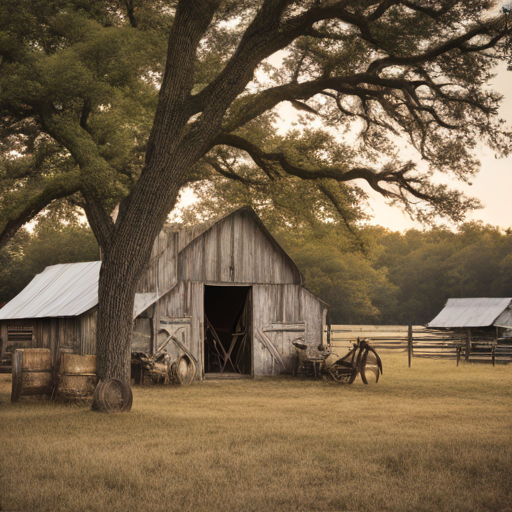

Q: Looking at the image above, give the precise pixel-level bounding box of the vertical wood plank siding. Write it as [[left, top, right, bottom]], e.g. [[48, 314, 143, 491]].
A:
[[0, 314, 94, 363], [302, 288, 325, 347], [252, 285, 311, 376], [136, 229, 178, 295], [159, 281, 204, 374], [178, 210, 301, 285], [80, 309, 97, 355]]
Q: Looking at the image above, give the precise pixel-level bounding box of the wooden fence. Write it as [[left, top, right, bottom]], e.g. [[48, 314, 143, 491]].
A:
[[329, 325, 512, 365]]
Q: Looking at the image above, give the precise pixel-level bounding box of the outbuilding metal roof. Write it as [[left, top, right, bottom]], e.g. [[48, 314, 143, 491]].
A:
[[428, 297, 512, 328], [0, 261, 101, 319]]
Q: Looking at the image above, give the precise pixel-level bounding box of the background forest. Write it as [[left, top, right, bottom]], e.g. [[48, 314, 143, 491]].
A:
[[1, 214, 510, 326]]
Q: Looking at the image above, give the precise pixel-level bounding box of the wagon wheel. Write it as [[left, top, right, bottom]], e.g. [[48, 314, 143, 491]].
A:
[[328, 363, 357, 384], [169, 355, 196, 385], [175, 355, 196, 385], [359, 348, 381, 384], [92, 379, 133, 413]]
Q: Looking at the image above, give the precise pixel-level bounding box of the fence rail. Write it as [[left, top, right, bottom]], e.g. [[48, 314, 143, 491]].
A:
[[329, 325, 512, 365]]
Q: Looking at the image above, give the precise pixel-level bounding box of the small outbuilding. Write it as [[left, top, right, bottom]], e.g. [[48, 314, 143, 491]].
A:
[[428, 297, 512, 337], [0, 208, 328, 379]]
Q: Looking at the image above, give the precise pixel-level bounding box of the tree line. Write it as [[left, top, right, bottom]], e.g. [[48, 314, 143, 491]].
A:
[[1, 217, 510, 326], [277, 221, 512, 325]]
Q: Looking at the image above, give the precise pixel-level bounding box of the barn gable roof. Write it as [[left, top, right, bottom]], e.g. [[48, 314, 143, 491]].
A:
[[428, 297, 512, 328], [0, 261, 101, 320], [178, 207, 303, 284]]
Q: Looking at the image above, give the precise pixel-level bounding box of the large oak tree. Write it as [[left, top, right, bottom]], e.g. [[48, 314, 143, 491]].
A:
[[1, 0, 511, 381]]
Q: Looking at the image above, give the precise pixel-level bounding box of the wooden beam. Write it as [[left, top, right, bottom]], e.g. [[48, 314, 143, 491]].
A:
[[255, 328, 285, 369], [465, 328, 471, 363], [408, 324, 413, 368]]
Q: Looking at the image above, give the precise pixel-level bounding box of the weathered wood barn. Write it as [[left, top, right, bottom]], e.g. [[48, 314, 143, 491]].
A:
[[0, 208, 327, 378]]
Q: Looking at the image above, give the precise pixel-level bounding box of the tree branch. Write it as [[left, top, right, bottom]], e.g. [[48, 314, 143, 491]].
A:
[[0, 172, 81, 249], [211, 133, 432, 202], [366, 17, 511, 75], [81, 189, 115, 251]]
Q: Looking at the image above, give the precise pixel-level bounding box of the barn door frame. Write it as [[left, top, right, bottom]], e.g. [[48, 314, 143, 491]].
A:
[[203, 283, 253, 376]]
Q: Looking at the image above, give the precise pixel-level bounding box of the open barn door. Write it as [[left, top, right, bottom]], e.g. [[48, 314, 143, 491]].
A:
[[204, 286, 251, 376]]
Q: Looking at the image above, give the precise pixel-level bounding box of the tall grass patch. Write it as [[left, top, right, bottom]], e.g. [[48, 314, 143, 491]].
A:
[[1, 354, 511, 512]]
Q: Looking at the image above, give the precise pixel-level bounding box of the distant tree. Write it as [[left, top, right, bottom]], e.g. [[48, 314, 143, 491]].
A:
[[0, 229, 30, 305], [374, 222, 512, 324], [0, 217, 98, 303], [276, 226, 397, 324], [1, 1, 511, 382]]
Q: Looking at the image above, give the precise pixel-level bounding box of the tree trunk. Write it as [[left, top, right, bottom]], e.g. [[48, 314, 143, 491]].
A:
[[93, 158, 190, 381], [95, 255, 138, 381]]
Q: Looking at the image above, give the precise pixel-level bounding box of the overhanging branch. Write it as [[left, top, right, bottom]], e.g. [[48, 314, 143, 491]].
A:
[[211, 133, 432, 202]]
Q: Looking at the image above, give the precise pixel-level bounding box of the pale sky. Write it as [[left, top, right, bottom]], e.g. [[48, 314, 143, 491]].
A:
[[363, 63, 512, 231]]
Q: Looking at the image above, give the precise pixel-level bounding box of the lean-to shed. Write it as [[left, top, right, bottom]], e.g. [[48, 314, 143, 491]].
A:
[[0, 261, 100, 362], [428, 297, 512, 336], [0, 208, 328, 378]]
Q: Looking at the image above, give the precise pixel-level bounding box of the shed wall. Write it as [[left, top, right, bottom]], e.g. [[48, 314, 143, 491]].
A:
[[0, 316, 84, 364], [80, 309, 97, 355]]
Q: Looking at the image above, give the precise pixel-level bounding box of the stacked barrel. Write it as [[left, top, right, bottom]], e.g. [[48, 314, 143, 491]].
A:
[[10, 350, 98, 402]]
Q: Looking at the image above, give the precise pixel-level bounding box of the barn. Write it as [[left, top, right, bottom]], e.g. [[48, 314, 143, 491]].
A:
[[0, 207, 327, 379], [428, 297, 512, 337]]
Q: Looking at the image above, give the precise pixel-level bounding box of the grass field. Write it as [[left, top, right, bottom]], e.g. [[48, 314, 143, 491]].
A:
[[1, 353, 511, 512]]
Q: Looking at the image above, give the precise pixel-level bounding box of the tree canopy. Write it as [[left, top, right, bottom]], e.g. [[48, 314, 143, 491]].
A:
[[1, 0, 512, 243]]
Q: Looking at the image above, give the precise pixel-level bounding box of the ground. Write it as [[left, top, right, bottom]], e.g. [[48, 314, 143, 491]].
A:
[[1, 353, 511, 512]]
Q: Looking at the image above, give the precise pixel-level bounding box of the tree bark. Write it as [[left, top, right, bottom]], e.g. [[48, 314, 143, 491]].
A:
[[96, 256, 136, 382]]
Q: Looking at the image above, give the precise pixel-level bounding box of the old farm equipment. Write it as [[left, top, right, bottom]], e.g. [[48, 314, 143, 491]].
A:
[[293, 337, 383, 384], [131, 328, 197, 385]]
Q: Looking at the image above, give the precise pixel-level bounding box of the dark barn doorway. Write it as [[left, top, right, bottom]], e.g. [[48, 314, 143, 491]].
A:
[[204, 285, 251, 376]]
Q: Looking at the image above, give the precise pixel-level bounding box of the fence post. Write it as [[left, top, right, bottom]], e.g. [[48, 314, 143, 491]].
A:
[[465, 328, 471, 363], [408, 325, 413, 367]]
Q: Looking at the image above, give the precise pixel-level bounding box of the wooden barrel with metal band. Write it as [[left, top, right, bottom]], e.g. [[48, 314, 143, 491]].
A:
[[11, 348, 53, 403], [56, 354, 97, 400]]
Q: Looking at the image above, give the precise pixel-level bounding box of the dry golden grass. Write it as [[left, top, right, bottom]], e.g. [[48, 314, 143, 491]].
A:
[[1, 353, 511, 512]]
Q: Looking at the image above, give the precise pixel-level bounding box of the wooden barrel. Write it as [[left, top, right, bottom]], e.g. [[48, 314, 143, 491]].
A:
[[57, 354, 97, 400], [11, 349, 53, 403]]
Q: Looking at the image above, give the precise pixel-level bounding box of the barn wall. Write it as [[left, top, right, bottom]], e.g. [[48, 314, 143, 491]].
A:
[[178, 211, 301, 285], [80, 309, 97, 355], [132, 316, 152, 353], [156, 281, 204, 375], [136, 229, 178, 295], [252, 284, 310, 376]]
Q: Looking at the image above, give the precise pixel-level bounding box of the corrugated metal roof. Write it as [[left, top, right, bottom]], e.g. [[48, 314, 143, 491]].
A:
[[428, 298, 512, 328], [0, 261, 101, 319], [494, 307, 512, 328]]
